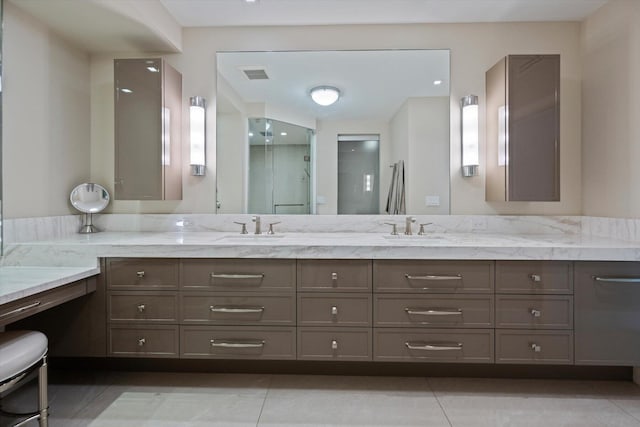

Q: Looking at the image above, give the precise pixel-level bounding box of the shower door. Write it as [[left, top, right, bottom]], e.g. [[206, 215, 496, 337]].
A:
[[338, 135, 380, 214]]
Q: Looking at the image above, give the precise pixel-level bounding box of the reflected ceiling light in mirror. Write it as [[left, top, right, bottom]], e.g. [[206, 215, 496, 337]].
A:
[[310, 86, 340, 106], [190, 96, 206, 176], [461, 95, 479, 177], [433, 80, 443, 85], [280, 132, 287, 136]]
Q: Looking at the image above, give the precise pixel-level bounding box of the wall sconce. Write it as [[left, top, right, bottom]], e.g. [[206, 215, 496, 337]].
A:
[[461, 95, 479, 177], [189, 96, 206, 176]]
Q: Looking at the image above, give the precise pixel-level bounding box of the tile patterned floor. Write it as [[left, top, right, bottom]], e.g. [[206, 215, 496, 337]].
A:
[[1, 371, 639, 426]]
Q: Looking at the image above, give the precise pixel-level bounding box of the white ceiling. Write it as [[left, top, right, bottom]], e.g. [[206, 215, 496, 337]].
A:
[[160, 0, 609, 27]]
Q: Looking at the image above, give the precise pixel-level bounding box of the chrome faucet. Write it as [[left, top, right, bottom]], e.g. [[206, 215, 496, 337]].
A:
[[405, 216, 416, 235], [252, 215, 261, 234]]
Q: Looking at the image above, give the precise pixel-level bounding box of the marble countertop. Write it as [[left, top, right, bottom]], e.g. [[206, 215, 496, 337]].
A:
[[0, 265, 101, 305], [3, 231, 640, 267]]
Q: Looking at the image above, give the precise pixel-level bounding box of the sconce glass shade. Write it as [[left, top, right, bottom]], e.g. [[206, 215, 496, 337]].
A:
[[461, 95, 479, 177], [190, 96, 206, 176], [310, 86, 340, 106]]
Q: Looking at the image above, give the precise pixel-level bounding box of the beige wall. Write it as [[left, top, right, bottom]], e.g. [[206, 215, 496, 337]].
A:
[[3, 2, 91, 219], [581, 0, 640, 218]]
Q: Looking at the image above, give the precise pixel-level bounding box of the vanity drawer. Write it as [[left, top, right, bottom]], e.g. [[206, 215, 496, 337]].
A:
[[297, 260, 372, 292], [496, 295, 573, 329], [108, 325, 179, 358], [496, 330, 573, 364], [374, 294, 493, 328], [297, 328, 372, 361], [107, 258, 179, 290], [180, 292, 295, 325], [180, 326, 296, 359], [373, 328, 494, 363], [108, 291, 179, 323], [181, 259, 296, 291], [297, 293, 371, 326], [373, 260, 493, 293], [496, 261, 573, 294]]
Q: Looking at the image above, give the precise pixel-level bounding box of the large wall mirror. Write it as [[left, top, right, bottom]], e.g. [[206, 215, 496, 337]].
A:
[[216, 49, 450, 215]]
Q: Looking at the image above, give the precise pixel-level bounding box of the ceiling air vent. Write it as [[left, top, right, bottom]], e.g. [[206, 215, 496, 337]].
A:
[[242, 68, 269, 80]]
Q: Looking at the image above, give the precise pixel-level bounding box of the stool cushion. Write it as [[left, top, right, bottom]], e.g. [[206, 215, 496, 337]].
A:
[[0, 331, 48, 383]]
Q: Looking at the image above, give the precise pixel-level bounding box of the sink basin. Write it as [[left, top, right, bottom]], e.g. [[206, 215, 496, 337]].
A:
[[382, 234, 443, 240], [217, 234, 286, 243]]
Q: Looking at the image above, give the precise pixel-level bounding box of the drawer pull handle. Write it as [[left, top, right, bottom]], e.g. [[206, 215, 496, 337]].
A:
[[530, 309, 541, 318], [210, 339, 265, 349], [210, 306, 265, 314], [529, 274, 541, 282], [137, 304, 146, 313], [0, 301, 41, 319], [331, 306, 339, 316], [405, 274, 462, 281], [136, 271, 145, 278], [531, 343, 542, 353], [138, 338, 146, 347], [210, 273, 265, 280], [405, 341, 463, 351], [331, 340, 338, 350], [405, 308, 462, 316], [593, 276, 640, 283]]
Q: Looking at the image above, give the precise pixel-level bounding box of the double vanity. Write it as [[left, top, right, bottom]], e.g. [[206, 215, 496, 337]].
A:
[[2, 216, 639, 376]]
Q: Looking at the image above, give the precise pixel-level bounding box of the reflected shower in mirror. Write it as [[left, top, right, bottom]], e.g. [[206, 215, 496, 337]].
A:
[[216, 49, 450, 215]]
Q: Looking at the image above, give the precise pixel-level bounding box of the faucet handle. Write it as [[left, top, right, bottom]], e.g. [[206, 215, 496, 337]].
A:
[[418, 222, 433, 235], [384, 222, 398, 235], [233, 221, 248, 234], [267, 222, 281, 235]]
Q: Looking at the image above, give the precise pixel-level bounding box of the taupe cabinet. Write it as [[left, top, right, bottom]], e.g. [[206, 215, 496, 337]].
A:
[[102, 258, 640, 367], [486, 55, 560, 202], [114, 58, 182, 200]]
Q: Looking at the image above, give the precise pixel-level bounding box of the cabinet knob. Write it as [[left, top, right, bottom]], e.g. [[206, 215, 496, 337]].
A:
[[136, 271, 146, 278], [529, 274, 541, 282], [331, 340, 338, 351], [137, 304, 146, 313], [530, 343, 541, 353], [331, 272, 338, 282], [331, 306, 338, 316], [530, 309, 541, 318], [138, 338, 146, 347]]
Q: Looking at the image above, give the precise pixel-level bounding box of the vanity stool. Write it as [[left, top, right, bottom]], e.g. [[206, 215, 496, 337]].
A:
[[0, 331, 48, 427]]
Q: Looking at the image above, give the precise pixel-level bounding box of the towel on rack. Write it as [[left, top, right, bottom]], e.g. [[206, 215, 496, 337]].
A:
[[385, 160, 406, 215]]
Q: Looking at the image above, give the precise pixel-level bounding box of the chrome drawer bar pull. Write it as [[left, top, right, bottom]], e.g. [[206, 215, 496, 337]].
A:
[[593, 276, 640, 283], [210, 273, 265, 280], [405, 308, 462, 316], [136, 271, 145, 278], [529, 274, 541, 282], [530, 309, 541, 318], [331, 306, 339, 316], [210, 339, 265, 349], [138, 338, 146, 347], [331, 272, 338, 281], [210, 306, 265, 314], [0, 301, 41, 319], [405, 341, 463, 351], [331, 340, 338, 350], [405, 274, 462, 281], [137, 304, 146, 313], [531, 343, 542, 352]]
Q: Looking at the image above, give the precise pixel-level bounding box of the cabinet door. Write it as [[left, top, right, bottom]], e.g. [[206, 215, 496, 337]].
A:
[[575, 262, 640, 365]]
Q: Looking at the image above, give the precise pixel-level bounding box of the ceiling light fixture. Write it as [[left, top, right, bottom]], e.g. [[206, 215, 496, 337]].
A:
[[310, 86, 340, 106], [433, 80, 443, 85]]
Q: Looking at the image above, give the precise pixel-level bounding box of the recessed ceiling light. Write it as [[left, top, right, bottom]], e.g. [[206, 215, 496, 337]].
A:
[[310, 86, 340, 106], [248, 132, 254, 137], [146, 66, 159, 73], [433, 80, 443, 85], [244, 0, 258, 3], [280, 132, 287, 136]]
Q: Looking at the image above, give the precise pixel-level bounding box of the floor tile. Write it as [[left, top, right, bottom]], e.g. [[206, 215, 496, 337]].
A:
[[257, 375, 451, 427]]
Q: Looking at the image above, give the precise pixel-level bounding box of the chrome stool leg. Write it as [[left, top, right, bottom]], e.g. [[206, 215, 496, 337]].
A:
[[38, 356, 48, 427]]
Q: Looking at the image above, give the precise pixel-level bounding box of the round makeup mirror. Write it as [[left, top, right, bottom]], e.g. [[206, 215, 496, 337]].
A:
[[70, 183, 110, 233]]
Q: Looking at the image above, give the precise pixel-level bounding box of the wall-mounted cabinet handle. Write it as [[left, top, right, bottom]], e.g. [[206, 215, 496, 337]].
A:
[[593, 276, 640, 283], [136, 271, 145, 278], [405, 341, 463, 351], [529, 274, 541, 282], [209, 306, 264, 314], [210, 339, 265, 349], [0, 301, 41, 319], [530, 309, 541, 317], [531, 343, 541, 352], [405, 274, 462, 281], [137, 304, 146, 313], [137, 338, 146, 347], [404, 308, 462, 316], [210, 273, 265, 280], [331, 340, 338, 350], [331, 306, 339, 316]]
